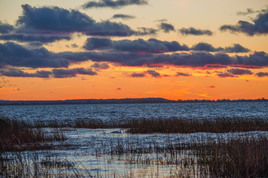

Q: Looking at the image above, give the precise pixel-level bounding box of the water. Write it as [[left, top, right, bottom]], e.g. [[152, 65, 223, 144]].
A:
[[0, 102, 267, 122], [1, 102, 268, 177]]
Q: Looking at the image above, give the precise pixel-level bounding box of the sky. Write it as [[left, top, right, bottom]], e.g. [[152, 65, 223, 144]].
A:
[[0, 0, 267, 100]]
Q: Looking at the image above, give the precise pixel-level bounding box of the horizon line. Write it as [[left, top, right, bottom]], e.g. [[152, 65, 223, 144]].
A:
[[0, 97, 267, 102]]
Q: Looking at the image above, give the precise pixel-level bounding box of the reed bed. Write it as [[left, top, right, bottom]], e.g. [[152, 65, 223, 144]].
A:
[[1, 115, 268, 177], [125, 118, 268, 133], [0, 151, 92, 177], [29, 117, 268, 133], [196, 136, 268, 177], [0, 116, 66, 151]]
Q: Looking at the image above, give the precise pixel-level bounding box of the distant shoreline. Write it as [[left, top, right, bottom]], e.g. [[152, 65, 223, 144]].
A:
[[0, 98, 267, 105]]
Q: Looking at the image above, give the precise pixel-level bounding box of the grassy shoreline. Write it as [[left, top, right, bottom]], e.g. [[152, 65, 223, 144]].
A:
[[1, 115, 268, 177], [33, 117, 268, 133]]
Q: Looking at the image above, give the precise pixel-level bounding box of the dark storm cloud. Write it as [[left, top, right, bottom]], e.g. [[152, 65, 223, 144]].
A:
[[84, 38, 248, 54], [0, 67, 98, 78], [217, 68, 253, 78], [217, 72, 235, 78], [84, 38, 189, 53], [0, 20, 70, 43], [227, 68, 253, 75], [112, 14, 135, 20], [220, 11, 268, 36], [83, 0, 148, 9], [112, 38, 188, 53], [0, 68, 51, 78], [146, 70, 160, 77], [52, 68, 97, 78], [179, 27, 213, 36], [256, 72, 268, 77], [175, 72, 191, 77], [0, 42, 69, 68], [191, 43, 249, 53], [235, 52, 268, 67], [130, 72, 145, 77], [91, 62, 109, 69], [160, 23, 175, 33], [84, 38, 112, 50], [1, 42, 267, 70], [0, 34, 71, 43], [224, 44, 250, 53], [16, 4, 135, 37], [191, 43, 219, 52], [0, 21, 14, 34]]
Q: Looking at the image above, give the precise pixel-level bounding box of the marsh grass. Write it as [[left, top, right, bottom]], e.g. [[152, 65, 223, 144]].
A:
[[0, 151, 93, 178], [125, 118, 268, 133], [196, 136, 268, 177], [1, 115, 268, 177], [95, 136, 268, 177], [30, 117, 268, 134], [0, 116, 66, 151]]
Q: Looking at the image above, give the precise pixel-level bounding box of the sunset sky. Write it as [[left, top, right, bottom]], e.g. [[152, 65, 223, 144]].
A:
[[0, 0, 267, 100]]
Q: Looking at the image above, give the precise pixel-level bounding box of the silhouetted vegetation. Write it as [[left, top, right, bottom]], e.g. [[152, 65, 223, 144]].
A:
[[196, 136, 268, 177], [36, 117, 268, 133], [0, 116, 66, 151], [125, 118, 268, 133], [1, 115, 268, 177], [0, 151, 92, 177]]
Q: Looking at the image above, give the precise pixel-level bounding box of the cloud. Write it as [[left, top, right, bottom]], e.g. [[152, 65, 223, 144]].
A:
[[220, 11, 268, 36], [191, 43, 219, 52], [235, 52, 268, 67], [217, 72, 235, 78], [1, 42, 267, 70], [160, 22, 175, 33], [217, 68, 253, 78], [90, 62, 109, 69], [112, 14, 135, 20], [52, 68, 97, 78], [146, 70, 160, 77], [130, 72, 145, 77], [0, 42, 70, 68], [208, 85, 216, 88], [83, 0, 148, 9], [237, 8, 268, 16], [0, 4, 158, 45], [0, 34, 71, 43], [224, 44, 250, 53], [84, 38, 249, 54], [71, 44, 78, 48], [0, 68, 51, 78], [237, 8, 255, 16], [16, 4, 135, 37], [179, 27, 213, 36], [191, 43, 249, 53], [1, 4, 158, 44], [0, 21, 14, 34], [84, 38, 112, 50], [0, 67, 98, 78], [255, 72, 268, 77], [227, 68, 253, 75], [176, 72, 191, 77], [135, 27, 158, 36], [84, 38, 189, 53]]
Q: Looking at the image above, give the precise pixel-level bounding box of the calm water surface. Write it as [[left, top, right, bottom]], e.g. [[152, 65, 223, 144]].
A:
[[0, 102, 267, 122]]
